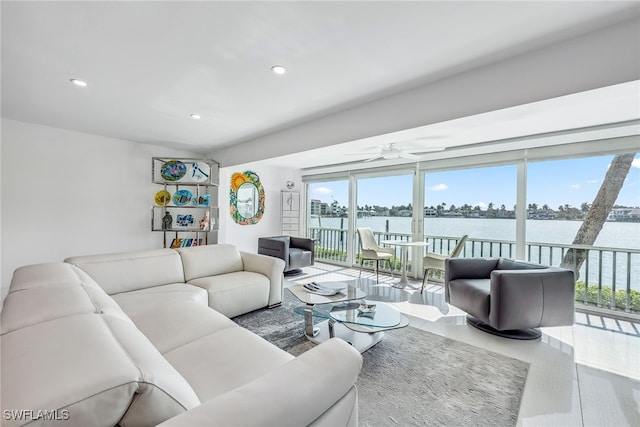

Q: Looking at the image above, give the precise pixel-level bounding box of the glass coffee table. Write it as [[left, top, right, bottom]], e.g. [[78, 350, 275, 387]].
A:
[[288, 279, 409, 352]]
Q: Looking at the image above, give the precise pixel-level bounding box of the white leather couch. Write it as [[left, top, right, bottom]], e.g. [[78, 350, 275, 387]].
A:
[[1, 244, 362, 426]]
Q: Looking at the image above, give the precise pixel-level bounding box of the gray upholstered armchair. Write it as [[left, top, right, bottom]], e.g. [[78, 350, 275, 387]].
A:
[[445, 257, 575, 340], [258, 235, 314, 275]]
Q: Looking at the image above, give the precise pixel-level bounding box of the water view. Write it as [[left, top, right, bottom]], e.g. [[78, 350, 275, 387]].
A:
[[310, 216, 640, 293], [313, 216, 640, 249]]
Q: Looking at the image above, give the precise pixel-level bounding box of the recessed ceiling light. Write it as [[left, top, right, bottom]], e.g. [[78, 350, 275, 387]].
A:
[[190, 114, 201, 119], [70, 79, 87, 87], [271, 65, 286, 75]]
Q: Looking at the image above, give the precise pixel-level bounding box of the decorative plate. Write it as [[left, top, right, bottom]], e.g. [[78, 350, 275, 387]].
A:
[[161, 160, 187, 182], [196, 194, 210, 206], [154, 190, 171, 206], [172, 189, 193, 206], [187, 161, 210, 183]]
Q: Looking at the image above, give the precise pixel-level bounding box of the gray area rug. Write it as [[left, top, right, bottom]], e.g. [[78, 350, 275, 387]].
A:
[[233, 291, 529, 426]]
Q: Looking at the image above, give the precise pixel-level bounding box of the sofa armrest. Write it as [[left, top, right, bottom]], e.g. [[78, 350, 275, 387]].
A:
[[489, 267, 575, 330], [156, 338, 363, 427], [290, 236, 315, 264], [240, 251, 286, 307]]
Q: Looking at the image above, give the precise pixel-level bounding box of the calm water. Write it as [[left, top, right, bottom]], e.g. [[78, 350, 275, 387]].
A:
[[313, 216, 640, 249], [311, 216, 640, 290]]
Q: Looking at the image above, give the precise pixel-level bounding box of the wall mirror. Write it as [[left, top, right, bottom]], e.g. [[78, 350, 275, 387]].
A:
[[230, 171, 265, 225]]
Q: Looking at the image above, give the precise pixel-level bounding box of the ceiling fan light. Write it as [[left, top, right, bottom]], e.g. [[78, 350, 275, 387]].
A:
[[382, 153, 400, 160]]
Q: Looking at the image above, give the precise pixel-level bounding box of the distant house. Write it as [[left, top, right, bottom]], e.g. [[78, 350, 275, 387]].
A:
[[443, 211, 464, 218], [608, 208, 640, 222], [528, 209, 556, 220], [424, 208, 437, 217]]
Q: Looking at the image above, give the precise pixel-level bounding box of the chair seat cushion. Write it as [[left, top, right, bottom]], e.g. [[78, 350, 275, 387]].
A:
[[288, 248, 312, 270], [447, 279, 491, 323]]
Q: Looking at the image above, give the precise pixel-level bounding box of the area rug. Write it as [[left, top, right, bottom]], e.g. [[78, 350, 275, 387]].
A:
[[233, 291, 529, 426]]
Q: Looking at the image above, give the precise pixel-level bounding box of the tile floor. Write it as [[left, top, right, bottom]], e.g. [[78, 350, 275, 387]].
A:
[[285, 263, 640, 427]]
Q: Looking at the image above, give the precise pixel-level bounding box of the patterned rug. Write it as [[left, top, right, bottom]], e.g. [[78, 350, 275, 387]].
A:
[[233, 291, 529, 426]]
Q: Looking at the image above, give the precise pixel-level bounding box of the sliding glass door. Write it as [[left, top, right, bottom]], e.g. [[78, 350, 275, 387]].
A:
[[355, 173, 414, 273], [307, 179, 349, 263]]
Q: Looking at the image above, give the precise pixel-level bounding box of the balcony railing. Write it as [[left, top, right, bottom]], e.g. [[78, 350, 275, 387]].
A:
[[309, 226, 640, 315]]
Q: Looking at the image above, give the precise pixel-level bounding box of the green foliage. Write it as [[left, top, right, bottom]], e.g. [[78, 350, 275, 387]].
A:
[[575, 281, 640, 313]]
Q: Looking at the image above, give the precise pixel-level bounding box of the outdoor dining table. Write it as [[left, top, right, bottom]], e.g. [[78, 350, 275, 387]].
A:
[[380, 240, 429, 288]]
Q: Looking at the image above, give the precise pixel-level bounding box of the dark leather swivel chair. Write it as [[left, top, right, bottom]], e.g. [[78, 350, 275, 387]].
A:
[[445, 257, 575, 339], [258, 235, 314, 275]]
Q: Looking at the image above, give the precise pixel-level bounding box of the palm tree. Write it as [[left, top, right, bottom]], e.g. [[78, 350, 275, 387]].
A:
[[561, 153, 636, 275]]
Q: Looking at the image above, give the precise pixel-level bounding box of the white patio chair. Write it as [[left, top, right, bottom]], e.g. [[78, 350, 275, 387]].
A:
[[357, 227, 394, 283], [421, 234, 468, 293]]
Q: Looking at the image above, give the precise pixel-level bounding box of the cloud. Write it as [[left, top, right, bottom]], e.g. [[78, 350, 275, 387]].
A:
[[633, 158, 640, 169], [430, 183, 448, 192], [570, 184, 581, 190], [586, 179, 599, 184], [474, 201, 487, 209], [313, 187, 333, 195]]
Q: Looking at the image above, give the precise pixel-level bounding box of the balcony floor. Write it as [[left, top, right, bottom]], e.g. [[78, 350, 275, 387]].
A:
[[284, 262, 640, 427]]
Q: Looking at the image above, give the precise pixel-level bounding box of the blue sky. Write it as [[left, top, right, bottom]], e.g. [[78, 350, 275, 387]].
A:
[[309, 154, 640, 209]]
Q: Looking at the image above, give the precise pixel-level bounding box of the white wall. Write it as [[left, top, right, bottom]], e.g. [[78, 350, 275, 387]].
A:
[[0, 119, 200, 304], [217, 164, 302, 253]]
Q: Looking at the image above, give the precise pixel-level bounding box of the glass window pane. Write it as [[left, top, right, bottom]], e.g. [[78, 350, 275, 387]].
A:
[[527, 154, 640, 312], [424, 165, 517, 260], [356, 174, 413, 271], [308, 180, 349, 262]]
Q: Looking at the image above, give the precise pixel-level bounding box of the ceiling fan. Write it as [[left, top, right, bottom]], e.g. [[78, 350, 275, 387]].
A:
[[354, 142, 446, 163]]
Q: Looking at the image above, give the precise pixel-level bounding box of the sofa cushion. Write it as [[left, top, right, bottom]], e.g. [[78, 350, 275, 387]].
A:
[[188, 271, 270, 318], [163, 327, 293, 402], [112, 283, 208, 314], [117, 299, 238, 354], [65, 249, 185, 295], [177, 244, 244, 281], [1, 263, 130, 334], [1, 313, 200, 427], [101, 315, 201, 426]]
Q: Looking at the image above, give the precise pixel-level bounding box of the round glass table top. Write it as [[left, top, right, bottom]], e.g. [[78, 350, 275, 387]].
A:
[[329, 300, 401, 328]]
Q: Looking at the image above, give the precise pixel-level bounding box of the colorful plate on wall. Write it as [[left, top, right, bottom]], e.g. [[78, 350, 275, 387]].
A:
[[172, 189, 193, 206], [161, 160, 187, 182], [197, 194, 210, 206], [187, 161, 211, 183], [154, 190, 171, 206]]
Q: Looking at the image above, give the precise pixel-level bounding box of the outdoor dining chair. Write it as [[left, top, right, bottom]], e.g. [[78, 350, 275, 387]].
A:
[[357, 227, 394, 283], [421, 234, 468, 293]]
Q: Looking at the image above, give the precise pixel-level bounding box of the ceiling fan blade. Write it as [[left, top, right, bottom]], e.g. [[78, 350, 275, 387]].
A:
[[363, 155, 384, 163], [345, 151, 383, 156], [410, 146, 447, 154], [399, 152, 421, 160]]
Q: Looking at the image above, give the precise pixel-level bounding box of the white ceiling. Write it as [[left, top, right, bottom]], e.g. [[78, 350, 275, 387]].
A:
[[2, 1, 640, 160]]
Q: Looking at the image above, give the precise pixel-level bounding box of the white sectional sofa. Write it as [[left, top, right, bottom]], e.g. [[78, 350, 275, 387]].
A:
[[1, 244, 362, 426]]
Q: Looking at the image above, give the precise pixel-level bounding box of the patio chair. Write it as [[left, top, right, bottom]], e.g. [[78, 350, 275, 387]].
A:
[[357, 227, 394, 283], [421, 234, 468, 293]]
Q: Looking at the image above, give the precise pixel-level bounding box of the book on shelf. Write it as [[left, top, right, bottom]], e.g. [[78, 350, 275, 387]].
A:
[[169, 237, 204, 248]]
